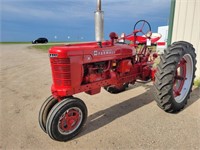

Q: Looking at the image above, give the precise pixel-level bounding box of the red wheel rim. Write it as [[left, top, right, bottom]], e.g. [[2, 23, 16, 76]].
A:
[[58, 107, 83, 135], [173, 54, 194, 103], [173, 58, 187, 97]]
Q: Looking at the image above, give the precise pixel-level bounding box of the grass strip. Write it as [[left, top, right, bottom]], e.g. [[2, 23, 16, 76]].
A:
[[0, 42, 31, 44], [194, 78, 200, 87]]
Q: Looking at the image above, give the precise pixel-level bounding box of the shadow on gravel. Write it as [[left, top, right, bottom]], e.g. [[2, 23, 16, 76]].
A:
[[78, 85, 200, 139], [78, 83, 154, 138]]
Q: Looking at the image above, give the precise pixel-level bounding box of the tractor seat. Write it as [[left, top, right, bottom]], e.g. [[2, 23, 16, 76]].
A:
[[125, 33, 161, 44], [144, 33, 162, 44]]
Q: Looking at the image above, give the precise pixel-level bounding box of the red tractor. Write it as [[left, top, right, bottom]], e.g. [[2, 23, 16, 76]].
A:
[[39, 20, 196, 141]]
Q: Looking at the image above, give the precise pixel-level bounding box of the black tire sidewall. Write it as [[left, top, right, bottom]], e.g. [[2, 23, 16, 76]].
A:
[[39, 95, 57, 132], [47, 98, 87, 141], [154, 41, 196, 112]]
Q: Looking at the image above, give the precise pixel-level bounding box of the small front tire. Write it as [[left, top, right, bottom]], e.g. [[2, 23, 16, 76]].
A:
[[46, 97, 87, 141], [39, 95, 58, 133]]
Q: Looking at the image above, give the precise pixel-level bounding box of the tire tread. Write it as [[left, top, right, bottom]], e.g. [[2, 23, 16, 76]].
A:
[[154, 41, 196, 113]]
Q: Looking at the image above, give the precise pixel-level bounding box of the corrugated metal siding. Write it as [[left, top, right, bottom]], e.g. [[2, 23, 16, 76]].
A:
[[172, 0, 200, 78]]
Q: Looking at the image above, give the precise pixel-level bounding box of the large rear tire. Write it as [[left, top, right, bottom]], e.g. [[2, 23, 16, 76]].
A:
[[154, 41, 196, 113]]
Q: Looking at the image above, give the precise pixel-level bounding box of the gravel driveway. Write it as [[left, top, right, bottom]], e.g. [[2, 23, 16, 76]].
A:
[[0, 44, 200, 150]]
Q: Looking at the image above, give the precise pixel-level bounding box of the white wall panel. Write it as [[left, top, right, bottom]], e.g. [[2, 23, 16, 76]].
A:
[[172, 0, 200, 78]]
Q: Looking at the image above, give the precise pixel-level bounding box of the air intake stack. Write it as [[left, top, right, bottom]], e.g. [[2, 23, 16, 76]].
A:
[[95, 0, 104, 42]]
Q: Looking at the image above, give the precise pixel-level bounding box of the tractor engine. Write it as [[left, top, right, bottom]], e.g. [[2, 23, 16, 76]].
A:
[[82, 59, 134, 84], [83, 61, 110, 83], [49, 41, 155, 98]]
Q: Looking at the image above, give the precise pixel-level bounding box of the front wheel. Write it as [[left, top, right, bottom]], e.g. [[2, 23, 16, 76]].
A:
[[39, 95, 58, 133], [154, 41, 196, 113], [46, 97, 87, 141]]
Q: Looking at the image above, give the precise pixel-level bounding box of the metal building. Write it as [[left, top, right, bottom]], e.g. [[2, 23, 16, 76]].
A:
[[168, 0, 200, 78]]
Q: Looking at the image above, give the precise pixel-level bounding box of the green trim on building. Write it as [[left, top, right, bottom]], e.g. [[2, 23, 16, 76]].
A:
[[168, 0, 176, 46]]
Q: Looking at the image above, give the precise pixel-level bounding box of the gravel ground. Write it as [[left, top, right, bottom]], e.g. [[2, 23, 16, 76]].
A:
[[0, 44, 200, 150]]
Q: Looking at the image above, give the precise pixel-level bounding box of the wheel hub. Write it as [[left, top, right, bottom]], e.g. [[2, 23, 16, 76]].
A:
[[58, 107, 83, 134], [173, 58, 187, 97], [173, 54, 193, 103]]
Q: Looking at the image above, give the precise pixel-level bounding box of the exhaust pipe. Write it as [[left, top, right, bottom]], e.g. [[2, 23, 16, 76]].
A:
[[95, 0, 104, 42]]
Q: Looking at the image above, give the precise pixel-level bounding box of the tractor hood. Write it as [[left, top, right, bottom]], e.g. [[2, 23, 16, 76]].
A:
[[49, 41, 135, 63]]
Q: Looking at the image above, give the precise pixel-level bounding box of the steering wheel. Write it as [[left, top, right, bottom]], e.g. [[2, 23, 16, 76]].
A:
[[133, 20, 152, 37]]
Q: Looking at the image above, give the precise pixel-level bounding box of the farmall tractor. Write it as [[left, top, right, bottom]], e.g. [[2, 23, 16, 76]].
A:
[[39, 1, 196, 142]]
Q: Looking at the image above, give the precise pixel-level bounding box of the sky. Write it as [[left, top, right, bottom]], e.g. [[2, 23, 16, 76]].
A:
[[1, 0, 171, 42]]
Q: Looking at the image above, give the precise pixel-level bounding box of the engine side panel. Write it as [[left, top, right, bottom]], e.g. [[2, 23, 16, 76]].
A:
[[49, 42, 148, 98]]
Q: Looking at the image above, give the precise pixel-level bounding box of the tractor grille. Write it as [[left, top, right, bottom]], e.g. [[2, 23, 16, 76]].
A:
[[51, 58, 71, 87]]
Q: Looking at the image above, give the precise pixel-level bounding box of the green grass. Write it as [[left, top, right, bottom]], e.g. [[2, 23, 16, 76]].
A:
[[29, 42, 79, 51], [30, 44, 63, 51], [194, 78, 200, 87], [0, 42, 31, 44]]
